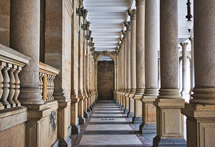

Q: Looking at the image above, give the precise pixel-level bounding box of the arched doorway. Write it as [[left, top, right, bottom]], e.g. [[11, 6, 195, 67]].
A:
[[97, 56, 114, 100]]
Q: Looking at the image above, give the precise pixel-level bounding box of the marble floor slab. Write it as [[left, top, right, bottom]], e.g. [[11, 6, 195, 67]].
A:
[[95, 108, 120, 110], [93, 113, 123, 117], [94, 110, 122, 113], [79, 135, 142, 145], [86, 124, 132, 131], [90, 118, 127, 122]]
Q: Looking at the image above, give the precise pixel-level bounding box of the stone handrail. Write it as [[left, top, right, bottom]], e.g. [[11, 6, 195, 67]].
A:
[[0, 44, 30, 110], [39, 62, 60, 102]]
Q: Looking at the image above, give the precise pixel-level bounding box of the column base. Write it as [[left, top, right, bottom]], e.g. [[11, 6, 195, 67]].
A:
[[72, 124, 80, 134], [84, 111, 89, 118], [124, 108, 129, 114], [87, 108, 92, 113], [139, 124, 156, 134], [127, 112, 134, 118], [132, 117, 142, 124], [182, 103, 215, 147], [153, 135, 186, 147], [79, 117, 85, 124], [53, 136, 72, 147]]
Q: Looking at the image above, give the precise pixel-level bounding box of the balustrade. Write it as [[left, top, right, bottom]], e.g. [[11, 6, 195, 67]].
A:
[[39, 62, 60, 102], [0, 44, 30, 109]]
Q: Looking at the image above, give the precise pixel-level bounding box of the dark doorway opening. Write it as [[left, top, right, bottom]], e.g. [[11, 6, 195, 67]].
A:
[[98, 61, 114, 100]]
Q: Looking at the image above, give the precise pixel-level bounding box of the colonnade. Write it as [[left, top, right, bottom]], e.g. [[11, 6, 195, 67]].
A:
[[116, 0, 215, 146], [0, 0, 97, 146]]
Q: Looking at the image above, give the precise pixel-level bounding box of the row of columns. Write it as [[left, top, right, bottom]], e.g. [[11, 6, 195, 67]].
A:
[[117, 0, 215, 146], [9, 0, 97, 145]]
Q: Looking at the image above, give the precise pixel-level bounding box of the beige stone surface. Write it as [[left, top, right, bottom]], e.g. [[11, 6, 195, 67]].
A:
[[0, 0, 10, 46], [0, 123, 26, 147]]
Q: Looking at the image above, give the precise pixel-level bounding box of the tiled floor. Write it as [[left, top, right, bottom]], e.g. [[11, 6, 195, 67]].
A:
[[72, 100, 155, 147]]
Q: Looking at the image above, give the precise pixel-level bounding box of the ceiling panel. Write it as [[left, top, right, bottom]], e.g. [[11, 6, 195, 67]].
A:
[[84, 0, 133, 51]]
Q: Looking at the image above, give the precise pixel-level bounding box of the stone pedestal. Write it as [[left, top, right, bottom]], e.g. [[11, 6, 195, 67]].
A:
[[78, 91, 85, 124], [153, 91, 186, 147], [71, 93, 80, 134]]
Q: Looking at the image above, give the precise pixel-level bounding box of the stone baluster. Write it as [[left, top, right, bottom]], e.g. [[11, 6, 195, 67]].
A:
[[39, 72, 44, 95], [8, 65, 16, 107], [0, 62, 5, 109], [13, 66, 21, 106], [2, 63, 12, 108]]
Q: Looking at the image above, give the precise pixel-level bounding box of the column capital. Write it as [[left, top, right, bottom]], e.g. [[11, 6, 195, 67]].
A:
[[128, 9, 136, 20], [124, 21, 131, 31], [136, 0, 145, 6], [180, 42, 189, 48]]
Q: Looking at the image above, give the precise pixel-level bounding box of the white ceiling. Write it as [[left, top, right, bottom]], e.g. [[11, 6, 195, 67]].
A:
[[84, 0, 193, 52], [84, 0, 133, 51]]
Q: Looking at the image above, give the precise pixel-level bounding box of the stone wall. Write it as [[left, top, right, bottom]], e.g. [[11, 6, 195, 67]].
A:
[[0, 0, 10, 46]]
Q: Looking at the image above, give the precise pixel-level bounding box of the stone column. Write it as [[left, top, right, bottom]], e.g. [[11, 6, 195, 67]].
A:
[[125, 22, 131, 115], [133, 0, 145, 124], [181, 42, 189, 98], [120, 35, 126, 109], [78, 16, 85, 124], [83, 37, 89, 118], [123, 28, 129, 114], [10, 0, 43, 105], [140, 0, 159, 133], [182, 1, 215, 147], [153, 0, 186, 146], [128, 9, 136, 118]]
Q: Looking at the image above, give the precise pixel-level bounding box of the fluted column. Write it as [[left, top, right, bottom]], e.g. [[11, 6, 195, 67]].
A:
[[128, 9, 136, 118], [10, 0, 43, 105], [182, 1, 215, 147], [140, 0, 159, 133], [153, 0, 186, 146], [133, 0, 145, 124]]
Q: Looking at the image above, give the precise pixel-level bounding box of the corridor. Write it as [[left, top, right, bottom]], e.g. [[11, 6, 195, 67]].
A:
[[72, 100, 155, 147]]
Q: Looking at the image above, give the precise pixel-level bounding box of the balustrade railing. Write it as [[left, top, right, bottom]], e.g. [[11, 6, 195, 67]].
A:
[[39, 62, 60, 102], [0, 44, 30, 110]]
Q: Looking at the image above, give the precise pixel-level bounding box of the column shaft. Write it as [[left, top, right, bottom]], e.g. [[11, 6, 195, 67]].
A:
[[128, 9, 136, 118], [10, 0, 43, 104], [133, 0, 145, 124], [153, 0, 186, 146], [182, 1, 215, 147], [140, 0, 159, 133]]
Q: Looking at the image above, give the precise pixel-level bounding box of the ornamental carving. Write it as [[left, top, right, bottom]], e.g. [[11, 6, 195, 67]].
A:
[[128, 9, 136, 20]]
